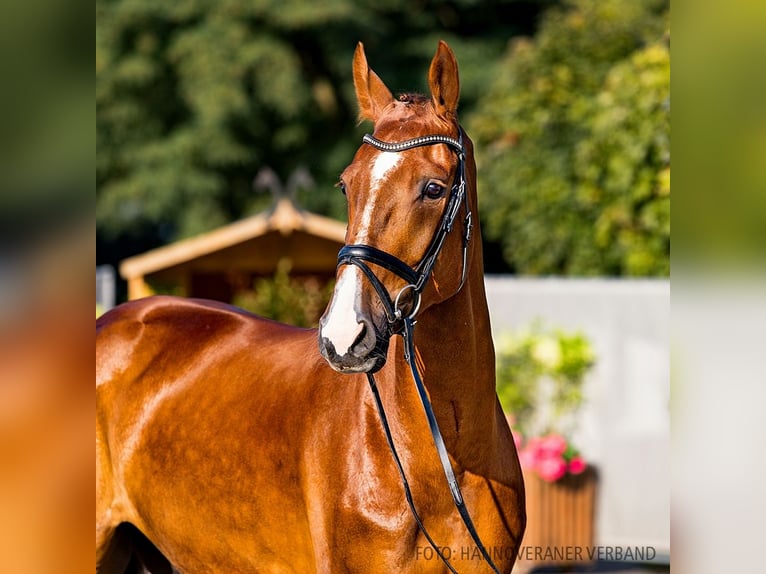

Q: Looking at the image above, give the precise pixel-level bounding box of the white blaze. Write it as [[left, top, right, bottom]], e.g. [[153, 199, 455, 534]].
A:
[[323, 151, 400, 355], [321, 267, 364, 356], [357, 151, 401, 242]]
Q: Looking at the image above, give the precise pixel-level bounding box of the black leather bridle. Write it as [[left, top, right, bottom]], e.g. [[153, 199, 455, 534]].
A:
[[337, 130, 472, 332], [336, 129, 502, 574]]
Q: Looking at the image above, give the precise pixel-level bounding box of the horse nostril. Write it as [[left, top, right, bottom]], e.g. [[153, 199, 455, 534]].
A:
[[350, 320, 375, 355], [351, 321, 367, 349]]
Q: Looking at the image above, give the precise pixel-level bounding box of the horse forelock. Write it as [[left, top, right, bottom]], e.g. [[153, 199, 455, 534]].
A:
[[395, 92, 429, 105], [372, 92, 457, 137]]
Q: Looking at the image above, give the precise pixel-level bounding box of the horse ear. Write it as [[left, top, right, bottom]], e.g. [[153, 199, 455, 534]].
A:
[[428, 41, 460, 119], [353, 42, 393, 123]]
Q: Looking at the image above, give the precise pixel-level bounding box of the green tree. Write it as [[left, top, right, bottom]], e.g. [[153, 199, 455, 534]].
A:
[[97, 0, 555, 271], [96, 0, 349, 241], [468, 0, 669, 276]]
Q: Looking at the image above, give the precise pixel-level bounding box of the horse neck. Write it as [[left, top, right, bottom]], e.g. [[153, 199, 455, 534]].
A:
[[418, 138, 498, 448], [420, 251, 496, 406], [382, 239, 499, 469]]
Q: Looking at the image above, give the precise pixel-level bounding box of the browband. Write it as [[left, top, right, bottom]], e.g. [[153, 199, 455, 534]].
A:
[[362, 133, 464, 156]]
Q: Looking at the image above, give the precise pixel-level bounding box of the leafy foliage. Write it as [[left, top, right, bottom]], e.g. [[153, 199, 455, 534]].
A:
[[97, 0, 551, 263], [495, 323, 594, 437], [467, 0, 669, 275], [233, 260, 334, 328], [98, 0, 669, 277]]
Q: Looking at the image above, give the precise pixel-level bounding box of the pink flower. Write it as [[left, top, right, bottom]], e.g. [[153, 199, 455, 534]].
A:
[[537, 456, 567, 482], [537, 433, 567, 458], [568, 456, 587, 475], [518, 446, 538, 471], [516, 432, 588, 482]]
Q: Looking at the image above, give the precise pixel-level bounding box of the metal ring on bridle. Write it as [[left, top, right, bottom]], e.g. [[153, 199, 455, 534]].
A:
[[392, 284, 421, 322]]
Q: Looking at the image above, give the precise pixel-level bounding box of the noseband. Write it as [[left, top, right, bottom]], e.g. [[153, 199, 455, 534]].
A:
[[333, 129, 501, 574], [337, 129, 472, 330]]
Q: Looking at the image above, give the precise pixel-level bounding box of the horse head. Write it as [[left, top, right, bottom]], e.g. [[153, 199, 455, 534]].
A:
[[319, 41, 474, 373]]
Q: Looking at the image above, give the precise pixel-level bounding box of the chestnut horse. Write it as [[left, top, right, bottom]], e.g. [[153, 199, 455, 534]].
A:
[[97, 41, 525, 573]]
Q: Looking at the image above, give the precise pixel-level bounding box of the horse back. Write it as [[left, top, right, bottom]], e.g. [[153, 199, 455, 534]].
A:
[[96, 296, 329, 571], [96, 294, 319, 393]]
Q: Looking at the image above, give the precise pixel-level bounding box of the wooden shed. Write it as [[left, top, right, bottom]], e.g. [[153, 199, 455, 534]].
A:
[[119, 198, 346, 302]]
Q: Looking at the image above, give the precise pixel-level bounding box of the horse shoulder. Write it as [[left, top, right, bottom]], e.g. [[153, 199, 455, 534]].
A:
[[96, 295, 321, 463]]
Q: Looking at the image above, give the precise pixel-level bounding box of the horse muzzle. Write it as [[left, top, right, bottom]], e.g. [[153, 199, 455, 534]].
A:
[[318, 314, 389, 373]]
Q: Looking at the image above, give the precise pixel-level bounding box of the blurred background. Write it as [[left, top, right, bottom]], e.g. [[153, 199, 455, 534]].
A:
[[96, 0, 670, 287], [14, 0, 766, 571], [94, 0, 670, 572], [8, 0, 766, 571]]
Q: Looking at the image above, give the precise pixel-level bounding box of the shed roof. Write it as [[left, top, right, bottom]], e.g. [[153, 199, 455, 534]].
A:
[[119, 199, 347, 280]]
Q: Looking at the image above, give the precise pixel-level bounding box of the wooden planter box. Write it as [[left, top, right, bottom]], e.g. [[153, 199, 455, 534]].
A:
[[514, 467, 597, 572]]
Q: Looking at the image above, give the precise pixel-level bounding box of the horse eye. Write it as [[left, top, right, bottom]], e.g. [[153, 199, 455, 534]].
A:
[[423, 182, 445, 199], [337, 180, 347, 196]]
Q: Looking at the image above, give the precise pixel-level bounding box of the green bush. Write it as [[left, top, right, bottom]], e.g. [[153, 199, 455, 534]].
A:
[[233, 260, 334, 328], [468, 0, 670, 276], [495, 322, 595, 437]]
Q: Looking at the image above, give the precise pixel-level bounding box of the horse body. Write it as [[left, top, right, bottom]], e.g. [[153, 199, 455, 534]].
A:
[[97, 41, 524, 573], [97, 299, 321, 572]]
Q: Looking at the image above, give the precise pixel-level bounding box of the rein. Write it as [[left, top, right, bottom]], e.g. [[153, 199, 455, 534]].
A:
[[337, 130, 501, 574]]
